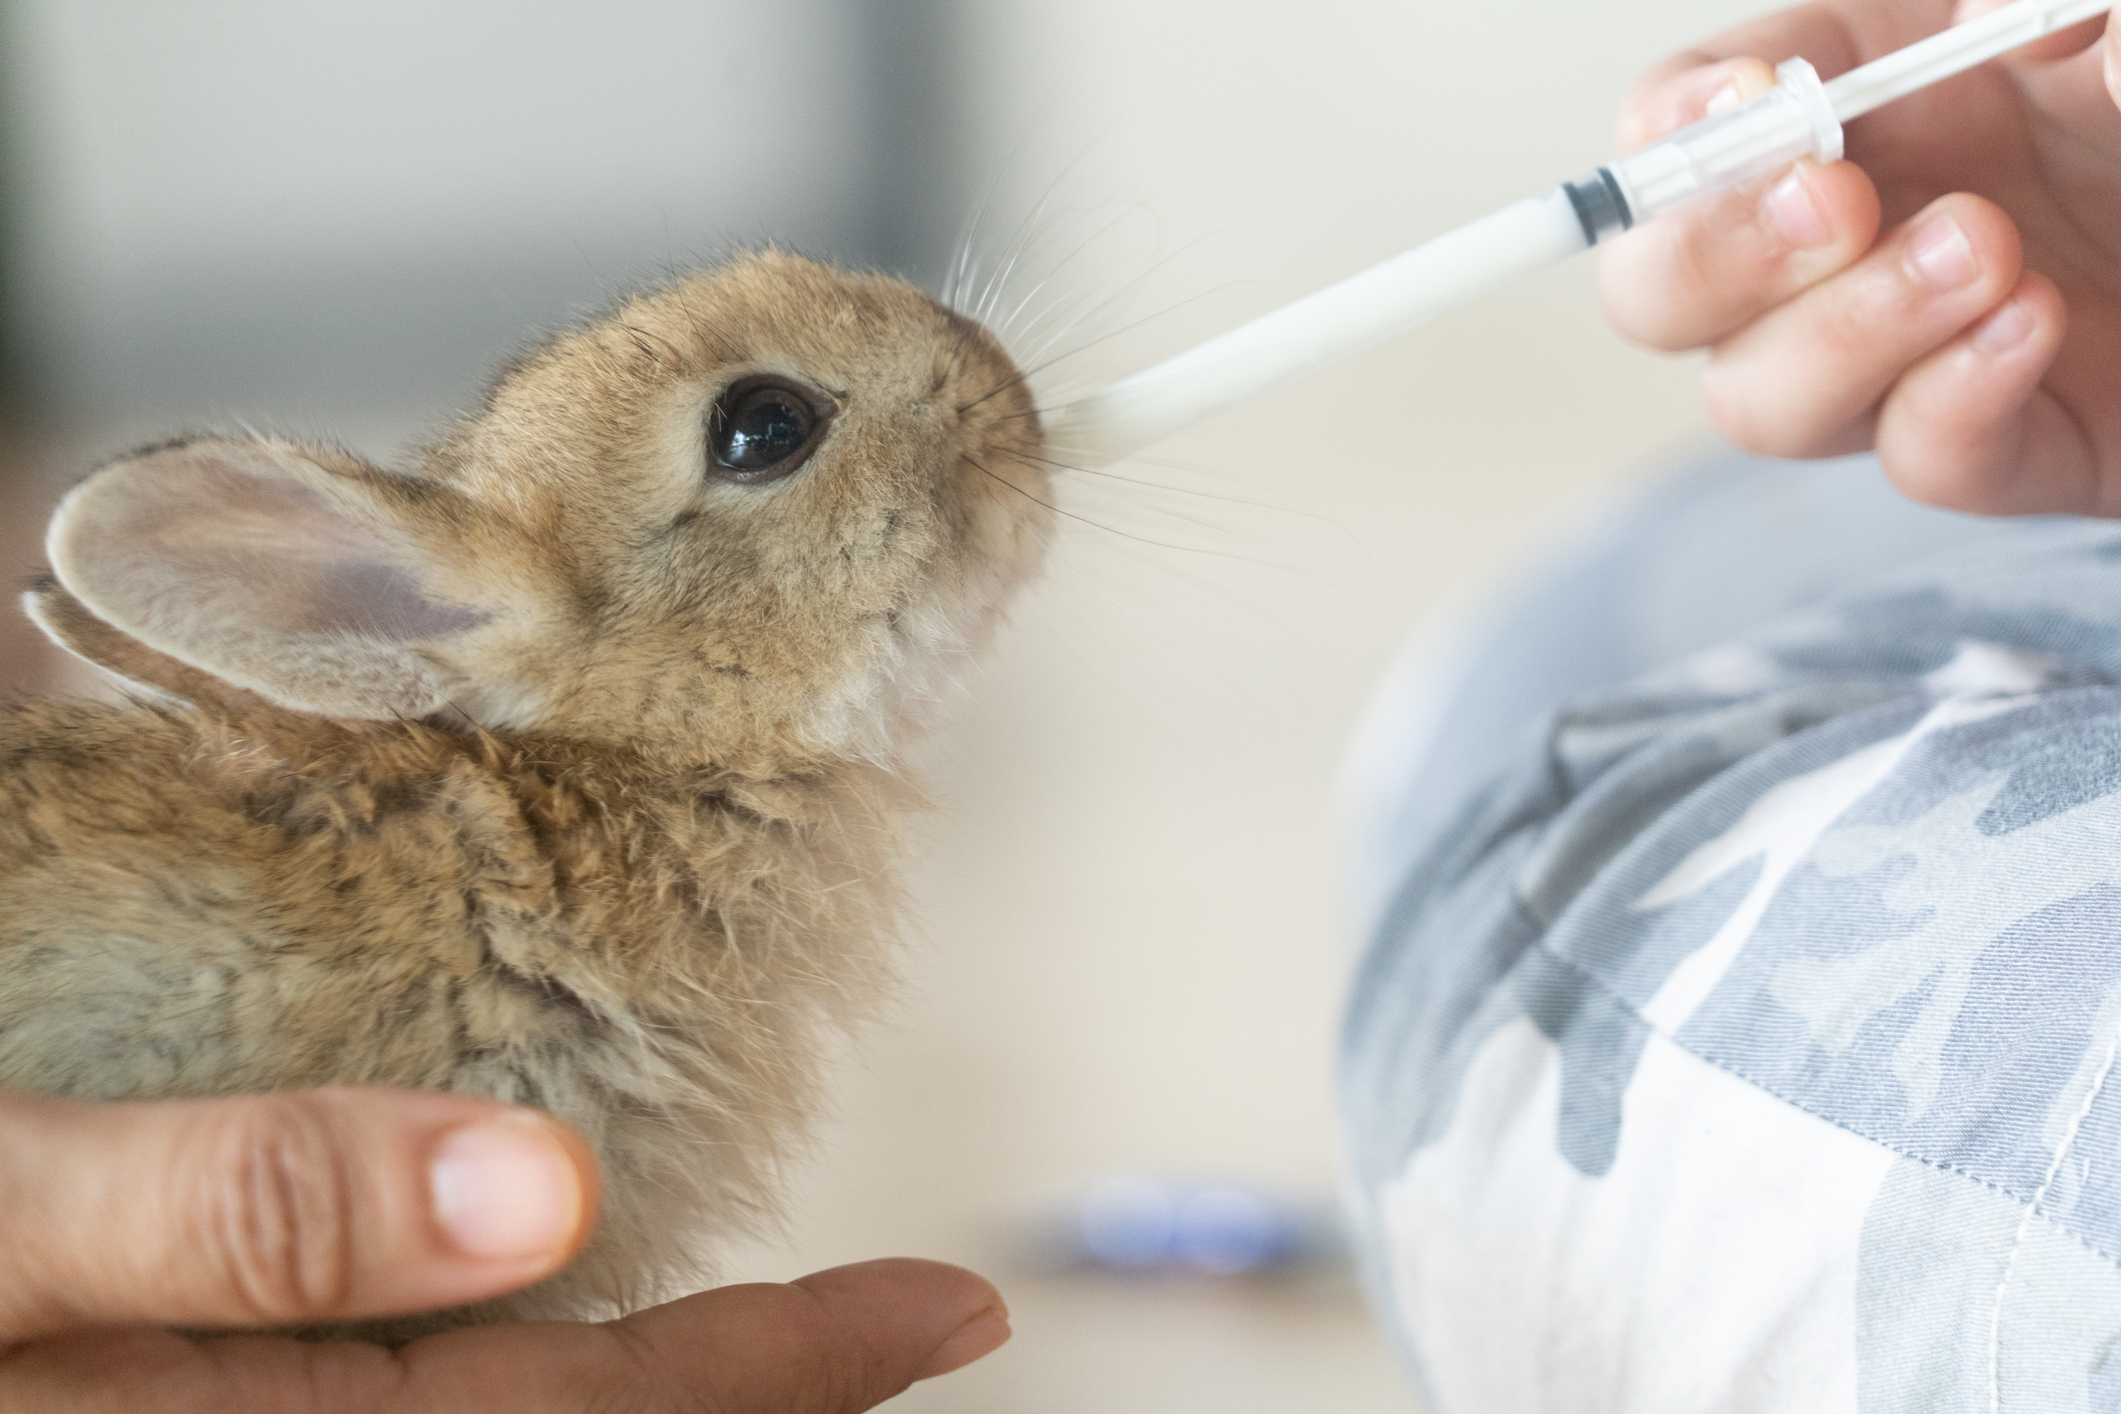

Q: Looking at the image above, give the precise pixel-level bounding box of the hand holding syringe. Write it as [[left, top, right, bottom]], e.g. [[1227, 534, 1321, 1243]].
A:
[[1051, 0, 2121, 515]]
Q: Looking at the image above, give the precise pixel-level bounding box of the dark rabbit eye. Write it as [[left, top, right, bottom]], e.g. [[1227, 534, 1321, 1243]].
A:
[[707, 378, 831, 484]]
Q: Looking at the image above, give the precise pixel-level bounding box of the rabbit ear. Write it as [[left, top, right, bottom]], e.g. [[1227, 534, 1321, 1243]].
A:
[[47, 439, 495, 720], [22, 575, 277, 714]]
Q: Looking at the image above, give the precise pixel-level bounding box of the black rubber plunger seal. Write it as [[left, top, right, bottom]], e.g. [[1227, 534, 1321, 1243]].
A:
[[1564, 167, 1634, 246]]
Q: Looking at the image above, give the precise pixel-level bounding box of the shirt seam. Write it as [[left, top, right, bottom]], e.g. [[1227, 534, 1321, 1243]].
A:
[[1514, 904, 2121, 1276]]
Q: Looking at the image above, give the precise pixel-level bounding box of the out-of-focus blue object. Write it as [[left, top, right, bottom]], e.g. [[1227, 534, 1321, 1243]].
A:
[[1054, 1176, 1343, 1277]]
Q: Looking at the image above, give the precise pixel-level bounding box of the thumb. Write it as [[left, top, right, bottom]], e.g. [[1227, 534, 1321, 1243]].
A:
[[0, 1086, 597, 1340], [1617, 54, 1778, 151], [2106, 12, 2121, 112]]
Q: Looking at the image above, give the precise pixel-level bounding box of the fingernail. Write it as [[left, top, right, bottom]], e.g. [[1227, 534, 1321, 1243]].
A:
[[1905, 211, 1977, 290], [917, 1304, 1012, 1381], [1705, 81, 1743, 116], [1762, 167, 1831, 249], [430, 1115, 584, 1261], [1972, 297, 2035, 353]]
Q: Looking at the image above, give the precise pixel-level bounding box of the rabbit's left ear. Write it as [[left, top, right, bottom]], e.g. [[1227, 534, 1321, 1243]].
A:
[[47, 438, 499, 720], [22, 574, 274, 712]]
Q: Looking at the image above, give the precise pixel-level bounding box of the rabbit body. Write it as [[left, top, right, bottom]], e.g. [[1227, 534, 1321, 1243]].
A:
[[0, 252, 1050, 1337], [0, 692, 899, 1335]]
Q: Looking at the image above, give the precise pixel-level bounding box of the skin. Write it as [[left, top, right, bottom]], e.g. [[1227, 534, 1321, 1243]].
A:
[[0, 1087, 1008, 1412], [1598, 0, 2121, 514]]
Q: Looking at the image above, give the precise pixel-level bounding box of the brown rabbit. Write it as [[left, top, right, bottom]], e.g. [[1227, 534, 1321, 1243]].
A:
[[0, 250, 1051, 1341]]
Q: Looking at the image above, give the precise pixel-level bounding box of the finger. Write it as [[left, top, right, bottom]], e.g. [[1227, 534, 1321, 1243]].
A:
[[585, 1258, 1012, 1411], [1976, 0, 2109, 64], [1601, 156, 1881, 352], [1604, 50, 1883, 353], [2108, 10, 2121, 109], [1617, 4, 1862, 150], [0, 1259, 1009, 1414], [1876, 271, 2092, 512], [1616, 55, 1777, 151], [0, 1087, 596, 1339], [1700, 192, 2025, 457]]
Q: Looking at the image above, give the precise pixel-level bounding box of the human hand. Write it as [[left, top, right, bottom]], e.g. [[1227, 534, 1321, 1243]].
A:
[[1598, 3, 2121, 514], [0, 1087, 1009, 1411]]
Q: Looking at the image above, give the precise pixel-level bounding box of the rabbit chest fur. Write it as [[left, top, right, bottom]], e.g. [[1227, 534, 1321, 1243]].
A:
[[0, 251, 1051, 1336]]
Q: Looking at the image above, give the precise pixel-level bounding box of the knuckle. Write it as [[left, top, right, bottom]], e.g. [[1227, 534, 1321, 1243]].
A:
[[1878, 423, 1996, 512], [1700, 360, 1853, 460], [1604, 196, 1779, 354], [1656, 225, 1737, 346], [1699, 367, 1781, 456], [1880, 454, 1973, 511], [1621, 63, 1705, 148], [1615, 92, 1664, 151], [1601, 293, 1684, 352], [190, 1096, 358, 1323], [1709, 412, 1787, 459], [1800, 286, 1881, 367], [1599, 244, 1704, 352]]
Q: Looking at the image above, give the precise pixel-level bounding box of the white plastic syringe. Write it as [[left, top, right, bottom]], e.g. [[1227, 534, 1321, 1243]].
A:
[[1048, 0, 2113, 466]]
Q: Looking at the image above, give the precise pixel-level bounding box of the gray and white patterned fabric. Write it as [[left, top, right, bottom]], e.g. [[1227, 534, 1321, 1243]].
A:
[[1341, 455, 2121, 1412]]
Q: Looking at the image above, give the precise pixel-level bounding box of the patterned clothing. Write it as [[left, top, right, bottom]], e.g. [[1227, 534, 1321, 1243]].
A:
[[1342, 453, 2121, 1412]]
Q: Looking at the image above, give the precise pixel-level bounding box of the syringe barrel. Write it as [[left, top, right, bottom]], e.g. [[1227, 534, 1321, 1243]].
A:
[[1049, 188, 1588, 465], [1604, 57, 1844, 228]]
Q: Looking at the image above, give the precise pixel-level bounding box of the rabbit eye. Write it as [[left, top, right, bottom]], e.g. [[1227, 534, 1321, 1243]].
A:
[[708, 378, 831, 484]]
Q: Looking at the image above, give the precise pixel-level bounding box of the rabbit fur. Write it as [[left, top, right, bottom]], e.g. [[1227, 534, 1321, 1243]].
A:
[[0, 251, 1051, 1341]]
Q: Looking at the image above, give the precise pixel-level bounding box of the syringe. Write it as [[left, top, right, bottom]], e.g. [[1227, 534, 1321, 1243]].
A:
[[1048, 0, 2113, 466]]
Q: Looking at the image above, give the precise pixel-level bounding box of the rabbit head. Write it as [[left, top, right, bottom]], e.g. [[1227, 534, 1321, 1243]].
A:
[[31, 252, 1053, 767]]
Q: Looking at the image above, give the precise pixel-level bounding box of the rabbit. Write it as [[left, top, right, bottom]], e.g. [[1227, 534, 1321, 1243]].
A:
[[0, 249, 1052, 1343]]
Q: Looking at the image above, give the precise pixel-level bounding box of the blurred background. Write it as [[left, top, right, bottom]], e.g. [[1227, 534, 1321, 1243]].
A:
[[0, 0, 1784, 1407]]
